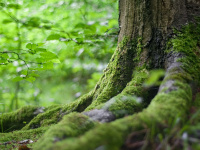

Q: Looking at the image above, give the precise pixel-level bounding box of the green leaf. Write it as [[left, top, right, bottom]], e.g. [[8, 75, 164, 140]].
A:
[[13, 77, 24, 82], [43, 62, 53, 69], [25, 17, 40, 27], [35, 48, 46, 52], [75, 23, 96, 33], [51, 59, 60, 63], [75, 23, 87, 28], [40, 52, 58, 59], [1, 53, 9, 59], [26, 77, 36, 83], [85, 25, 96, 33], [43, 25, 51, 29], [0, 59, 8, 64], [29, 73, 40, 77], [69, 31, 78, 36], [7, 4, 21, 9], [29, 49, 36, 54], [0, 2, 6, 7], [20, 70, 27, 75], [29, 67, 39, 71], [37, 43, 45, 46], [26, 43, 37, 50], [46, 34, 61, 41], [75, 38, 84, 44], [36, 58, 44, 63], [2, 19, 13, 24], [144, 70, 165, 86], [32, 44, 37, 49]]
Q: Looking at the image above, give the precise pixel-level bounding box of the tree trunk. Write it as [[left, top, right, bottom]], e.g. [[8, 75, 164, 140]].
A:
[[1, 0, 200, 150]]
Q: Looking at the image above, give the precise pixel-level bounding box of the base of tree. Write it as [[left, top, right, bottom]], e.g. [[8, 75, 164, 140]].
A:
[[1, 4, 200, 150]]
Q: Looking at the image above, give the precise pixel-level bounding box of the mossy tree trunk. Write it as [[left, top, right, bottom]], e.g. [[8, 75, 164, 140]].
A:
[[1, 0, 200, 150]]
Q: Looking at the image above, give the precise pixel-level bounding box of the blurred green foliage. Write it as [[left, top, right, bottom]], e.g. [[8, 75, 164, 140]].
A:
[[0, 0, 118, 112]]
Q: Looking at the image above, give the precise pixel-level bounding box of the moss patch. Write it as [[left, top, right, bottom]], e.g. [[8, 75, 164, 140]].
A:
[[85, 36, 139, 110], [167, 21, 200, 82], [0, 106, 40, 133], [33, 112, 97, 150], [23, 91, 94, 130], [0, 126, 48, 150], [22, 105, 63, 130], [45, 78, 192, 150], [94, 69, 149, 118]]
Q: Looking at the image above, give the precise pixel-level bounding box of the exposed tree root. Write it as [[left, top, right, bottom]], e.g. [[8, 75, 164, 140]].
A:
[[32, 51, 194, 150], [0, 106, 43, 132], [1, 5, 200, 149]]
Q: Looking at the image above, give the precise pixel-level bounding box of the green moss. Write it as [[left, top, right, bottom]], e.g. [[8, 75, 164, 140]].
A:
[[106, 95, 143, 118], [100, 69, 148, 118], [45, 78, 192, 150], [0, 106, 40, 133], [167, 21, 200, 82], [22, 105, 62, 130], [61, 90, 95, 112], [85, 37, 142, 111], [0, 127, 48, 150], [164, 71, 193, 83], [33, 112, 97, 150], [37, 85, 190, 150], [31, 67, 149, 150], [133, 37, 143, 62], [118, 36, 129, 49], [22, 91, 94, 130], [39, 123, 126, 150], [86, 69, 148, 116], [136, 81, 191, 129], [44, 104, 61, 111]]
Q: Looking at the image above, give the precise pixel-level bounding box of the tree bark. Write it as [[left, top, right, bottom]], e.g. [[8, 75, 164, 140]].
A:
[[0, 0, 200, 150]]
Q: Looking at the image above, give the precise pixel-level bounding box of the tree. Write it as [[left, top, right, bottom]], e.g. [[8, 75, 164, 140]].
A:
[[1, 0, 200, 149]]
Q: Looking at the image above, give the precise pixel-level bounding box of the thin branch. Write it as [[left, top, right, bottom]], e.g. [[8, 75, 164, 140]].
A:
[[0, 51, 29, 76]]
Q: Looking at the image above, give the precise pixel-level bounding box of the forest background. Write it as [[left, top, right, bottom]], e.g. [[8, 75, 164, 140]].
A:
[[0, 0, 118, 113]]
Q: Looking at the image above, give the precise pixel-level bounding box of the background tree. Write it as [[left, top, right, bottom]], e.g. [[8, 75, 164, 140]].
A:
[[1, 0, 200, 150], [0, 0, 118, 111]]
